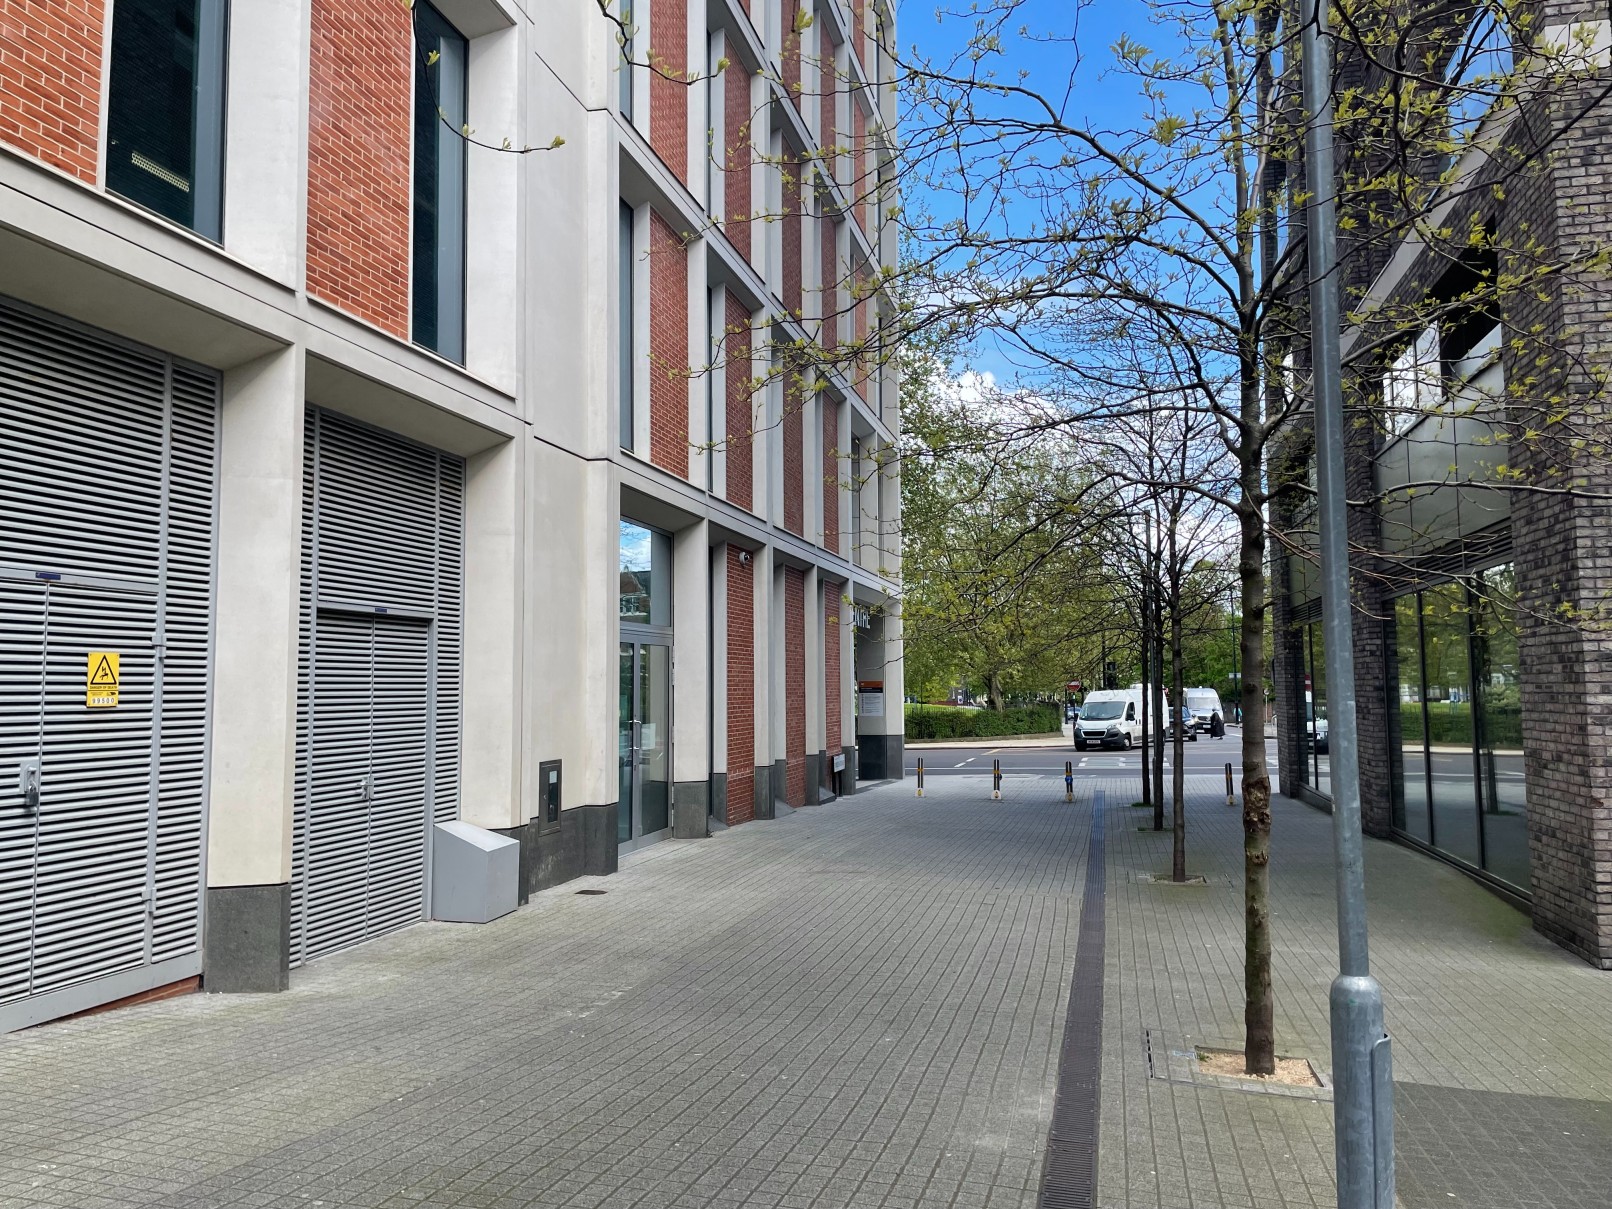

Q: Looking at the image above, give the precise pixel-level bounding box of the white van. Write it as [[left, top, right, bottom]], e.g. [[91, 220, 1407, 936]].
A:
[[1074, 688, 1142, 751], [1184, 687, 1224, 732]]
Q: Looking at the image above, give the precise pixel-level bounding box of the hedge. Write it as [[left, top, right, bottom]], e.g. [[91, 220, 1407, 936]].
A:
[[905, 704, 1063, 741], [1400, 701, 1522, 749]]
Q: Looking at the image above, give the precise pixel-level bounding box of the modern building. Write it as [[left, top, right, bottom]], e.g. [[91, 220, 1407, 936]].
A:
[[0, 0, 903, 1031], [1271, 3, 1612, 967]]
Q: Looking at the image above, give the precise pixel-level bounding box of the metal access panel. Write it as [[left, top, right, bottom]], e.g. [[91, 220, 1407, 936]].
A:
[[0, 297, 218, 1032], [292, 409, 464, 966]]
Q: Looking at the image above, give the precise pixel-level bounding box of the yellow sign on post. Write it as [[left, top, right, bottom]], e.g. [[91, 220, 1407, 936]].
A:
[[86, 651, 120, 708]]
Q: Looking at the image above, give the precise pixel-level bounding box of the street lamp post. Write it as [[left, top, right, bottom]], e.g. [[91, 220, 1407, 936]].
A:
[[1299, 5, 1395, 1207]]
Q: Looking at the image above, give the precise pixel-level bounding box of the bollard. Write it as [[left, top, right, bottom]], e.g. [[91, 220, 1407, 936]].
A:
[[1065, 760, 1074, 803], [1226, 762, 1235, 808], [992, 758, 1002, 800], [916, 757, 925, 798]]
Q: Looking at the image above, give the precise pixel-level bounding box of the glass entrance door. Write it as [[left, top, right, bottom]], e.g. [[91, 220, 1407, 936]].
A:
[[618, 640, 671, 844]]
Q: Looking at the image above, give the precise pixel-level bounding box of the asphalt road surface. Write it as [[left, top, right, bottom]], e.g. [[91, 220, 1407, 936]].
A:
[[904, 728, 1271, 778]]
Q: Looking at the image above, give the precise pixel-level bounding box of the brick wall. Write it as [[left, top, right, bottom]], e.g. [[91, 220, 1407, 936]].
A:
[[724, 289, 753, 510], [852, 101, 867, 241], [780, 0, 801, 110], [820, 216, 838, 350], [821, 395, 840, 554], [782, 156, 803, 317], [307, 0, 413, 339], [649, 210, 689, 478], [853, 266, 869, 401], [0, 0, 103, 182], [851, 0, 865, 63], [723, 39, 752, 263], [649, 0, 687, 184], [825, 588, 842, 751], [785, 566, 806, 806], [819, 40, 837, 184], [726, 545, 755, 825], [783, 362, 804, 535]]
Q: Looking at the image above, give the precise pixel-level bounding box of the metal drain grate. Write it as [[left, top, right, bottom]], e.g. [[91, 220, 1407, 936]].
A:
[[575, 889, 608, 896], [1037, 788, 1107, 1209]]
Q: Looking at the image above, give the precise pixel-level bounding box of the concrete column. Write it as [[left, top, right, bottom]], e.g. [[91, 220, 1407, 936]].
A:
[[687, 242, 712, 493], [672, 520, 711, 836], [460, 438, 522, 832], [836, 582, 856, 790], [751, 545, 774, 820], [709, 546, 729, 824], [205, 345, 304, 992]]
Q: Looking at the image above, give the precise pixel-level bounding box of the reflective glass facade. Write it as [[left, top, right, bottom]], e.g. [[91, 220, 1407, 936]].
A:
[[1387, 565, 1529, 893]]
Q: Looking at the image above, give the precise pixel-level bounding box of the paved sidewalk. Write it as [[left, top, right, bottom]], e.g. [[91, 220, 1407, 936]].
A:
[[1, 774, 1608, 1209], [1095, 775, 1612, 1209], [0, 782, 1092, 1209]]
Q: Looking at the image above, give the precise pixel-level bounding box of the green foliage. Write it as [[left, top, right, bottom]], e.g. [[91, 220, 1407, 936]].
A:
[[904, 703, 1063, 741]]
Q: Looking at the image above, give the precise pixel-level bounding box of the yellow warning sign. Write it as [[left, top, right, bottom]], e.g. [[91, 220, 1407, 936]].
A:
[[86, 651, 120, 708]]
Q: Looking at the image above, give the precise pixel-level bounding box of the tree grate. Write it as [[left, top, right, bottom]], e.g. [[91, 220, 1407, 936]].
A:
[[1037, 789, 1107, 1209]]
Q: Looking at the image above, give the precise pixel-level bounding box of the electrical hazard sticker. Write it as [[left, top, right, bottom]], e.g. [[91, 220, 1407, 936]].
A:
[[86, 652, 120, 708]]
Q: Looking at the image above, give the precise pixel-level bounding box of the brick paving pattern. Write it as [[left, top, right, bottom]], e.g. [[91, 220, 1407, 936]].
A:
[[1, 771, 1609, 1209]]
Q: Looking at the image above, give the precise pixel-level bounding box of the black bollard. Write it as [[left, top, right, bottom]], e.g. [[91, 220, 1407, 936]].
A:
[[992, 758, 1002, 800], [1226, 762, 1235, 808], [1065, 760, 1074, 803], [917, 757, 925, 798]]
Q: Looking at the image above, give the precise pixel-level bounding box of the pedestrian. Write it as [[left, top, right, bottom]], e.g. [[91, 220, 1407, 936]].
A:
[[1209, 709, 1225, 740]]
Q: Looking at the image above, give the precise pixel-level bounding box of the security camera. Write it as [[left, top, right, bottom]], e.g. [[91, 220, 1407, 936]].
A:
[[738, 550, 753, 565]]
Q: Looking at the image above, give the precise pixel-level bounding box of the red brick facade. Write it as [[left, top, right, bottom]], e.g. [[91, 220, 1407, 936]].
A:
[[306, 0, 413, 339], [822, 395, 840, 553], [780, 0, 801, 109], [852, 101, 867, 242], [782, 157, 803, 318], [819, 40, 838, 184], [724, 289, 753, 510], [825, 588, 842, 752], [0, 0, 103, 183], [783, 365, 804, 535], [723, 40, 752, 263], [725, 545, 755, 825], [854, 266, 870, 401], [649, 210, 689, 478], [785, 566, 806, 806], [820, 217, 838, 350], [649, 0, 687, 184]]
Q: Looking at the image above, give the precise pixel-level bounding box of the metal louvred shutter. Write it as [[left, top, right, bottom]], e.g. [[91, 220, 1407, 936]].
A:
[[293, 409, 464, 966], [367, 618, 431, 935], [302, 612, 374, 962], [0, 580, 45, 1005], [151, 366, 218, 962], [0, 297, 217, 1025]]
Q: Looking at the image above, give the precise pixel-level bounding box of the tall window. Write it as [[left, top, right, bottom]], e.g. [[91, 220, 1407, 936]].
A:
[[1386, 565, 1528, 893], [106, 0, 229, 241], [413, 2, 468, 363], [620, 201, 637, 451], [851, 437, 863, 557]]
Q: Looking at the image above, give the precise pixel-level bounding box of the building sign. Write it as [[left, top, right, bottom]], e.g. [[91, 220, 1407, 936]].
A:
[[86, 651, 120, 708], [857, 680, 884, 717]]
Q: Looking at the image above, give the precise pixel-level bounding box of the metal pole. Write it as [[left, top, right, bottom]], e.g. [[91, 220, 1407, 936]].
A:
[[1225, 761, 1235, 809], [992, 759, 1002, 800], [1065, 760, 1074, 803], [1298, 5, 1393, 1206], [916, 757, 924, 797]]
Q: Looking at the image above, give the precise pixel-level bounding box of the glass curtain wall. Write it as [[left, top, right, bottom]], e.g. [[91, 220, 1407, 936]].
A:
[[1295, 613, 1330, 797], [1385, 563, 1528, 893]]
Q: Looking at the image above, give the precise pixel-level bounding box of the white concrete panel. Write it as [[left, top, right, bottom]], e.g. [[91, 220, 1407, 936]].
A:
[[223, 0, 309, 286], [208, 347, 304, 886], [466, 24, 523, 396], [673, 521, 711, 783], [460, 439, 523, 830], [804, 567, 822, 753]]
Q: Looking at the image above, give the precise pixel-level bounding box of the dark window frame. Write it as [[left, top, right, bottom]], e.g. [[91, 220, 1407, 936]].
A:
[[412, 1, 468, 364], [105, 0, 230, 242]]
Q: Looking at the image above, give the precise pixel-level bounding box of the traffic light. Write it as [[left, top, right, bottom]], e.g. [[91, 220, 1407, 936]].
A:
[[1103, 661, 1117, 690]]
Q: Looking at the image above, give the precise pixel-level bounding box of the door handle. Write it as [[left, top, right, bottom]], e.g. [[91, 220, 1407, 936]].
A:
[[18, 760, 40, 815]]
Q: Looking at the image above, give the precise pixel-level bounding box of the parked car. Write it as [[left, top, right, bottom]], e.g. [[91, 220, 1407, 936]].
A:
[[1073, 688, 1142, 750], [1164, 705, 1199, 742]]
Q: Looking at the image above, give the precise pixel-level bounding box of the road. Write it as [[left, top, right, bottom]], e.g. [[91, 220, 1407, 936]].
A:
[[905, 727, 1269, 779]]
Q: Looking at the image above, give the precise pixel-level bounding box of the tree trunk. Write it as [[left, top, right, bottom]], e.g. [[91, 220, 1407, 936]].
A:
[[1238, 494, 1274, 1076], [1171, 571, 1187, 883], [1151, 558, 1167, 831], [1139, 587, 1152, 810], [988, 671, 1005, 713]]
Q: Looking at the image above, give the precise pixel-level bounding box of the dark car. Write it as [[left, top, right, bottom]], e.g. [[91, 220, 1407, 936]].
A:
[[1164, 706, 1198, 742]]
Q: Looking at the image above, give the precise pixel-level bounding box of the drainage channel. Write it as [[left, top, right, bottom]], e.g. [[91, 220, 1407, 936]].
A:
[[1037, 787, 1107, 1209]]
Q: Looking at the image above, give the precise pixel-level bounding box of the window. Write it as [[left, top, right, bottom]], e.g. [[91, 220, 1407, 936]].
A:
[[620, 201, 637, 450], [1383, 326, 1440, 436], [1385, 565, 1529, 893], [1445, 10, 1512, 154], [412, 2, 468, 363], [851, 437, 863, 556], [618, 7, 634, 117], [619, 521, 671, 626], [105, 0, 228, 240]]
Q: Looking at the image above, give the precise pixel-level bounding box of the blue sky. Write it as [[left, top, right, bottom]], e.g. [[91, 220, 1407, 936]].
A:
[[896, 0, 1169, 387]]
